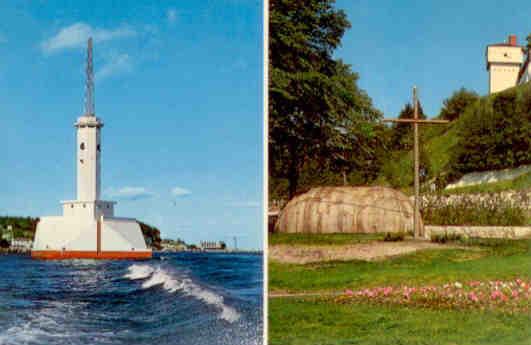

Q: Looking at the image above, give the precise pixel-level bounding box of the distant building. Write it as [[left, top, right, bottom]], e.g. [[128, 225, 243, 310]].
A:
[[200, 241, 226, 251], [160, 239, 187, 251], [11, 238, 33, 251], [486, 34, 530, 94]]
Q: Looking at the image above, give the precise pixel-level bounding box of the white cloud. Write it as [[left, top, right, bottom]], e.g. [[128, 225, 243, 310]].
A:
[[41, 22, 136, 54], [171, 186, 191, 197], [167, 9, 178, 24], [95, 53, 132, 81], [105, 186, 154, 200]]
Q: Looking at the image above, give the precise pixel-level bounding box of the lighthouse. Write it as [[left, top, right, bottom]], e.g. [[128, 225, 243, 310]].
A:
[[31, 38, 152, 260]]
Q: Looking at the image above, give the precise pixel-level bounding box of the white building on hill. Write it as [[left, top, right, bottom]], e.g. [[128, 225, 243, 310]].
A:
[[486, 34, 530, 93]]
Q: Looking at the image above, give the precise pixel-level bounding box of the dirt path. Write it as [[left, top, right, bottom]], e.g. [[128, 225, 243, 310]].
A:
[[269, 240, 458, 264]]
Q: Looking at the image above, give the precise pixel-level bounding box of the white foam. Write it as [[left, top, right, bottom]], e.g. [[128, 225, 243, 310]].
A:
[[0, 302, 85, 345], [124, 264, 155, 280], [125, 264, 240, 323]]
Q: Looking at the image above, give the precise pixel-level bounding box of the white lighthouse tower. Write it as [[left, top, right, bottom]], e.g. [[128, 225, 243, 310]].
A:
[[32, 38, 151, 260]]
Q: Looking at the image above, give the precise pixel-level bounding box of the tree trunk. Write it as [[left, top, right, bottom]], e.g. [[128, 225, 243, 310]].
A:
[[287, 160, 299, 199]]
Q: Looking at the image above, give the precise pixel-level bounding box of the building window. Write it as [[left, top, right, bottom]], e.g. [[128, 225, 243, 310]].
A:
[[71, 204, 74, 208], [83, 204, 86, 208], [97, 144, 101, 152], [80, 143, 85, 150]]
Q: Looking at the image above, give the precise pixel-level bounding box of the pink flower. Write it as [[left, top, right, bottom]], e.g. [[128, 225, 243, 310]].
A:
[[468, 292, 479, 302], [345, 289, 353, 296]]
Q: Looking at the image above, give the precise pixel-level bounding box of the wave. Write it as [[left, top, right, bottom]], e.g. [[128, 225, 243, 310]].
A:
[[124, 264, 154, 280], [124, 264, 240, 323]]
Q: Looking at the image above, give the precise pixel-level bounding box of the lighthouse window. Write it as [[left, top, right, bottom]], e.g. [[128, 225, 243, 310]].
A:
[[97, 144, 101, 152], [80, 143, 85, 150]]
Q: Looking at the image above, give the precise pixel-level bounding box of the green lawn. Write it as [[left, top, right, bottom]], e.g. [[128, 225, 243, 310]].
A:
[[269, 235, 531, 344], [269, 298, 531, 345], [269, 233, 384, 246], [269, 237, 531, 344], [270, 238, 531, 292]]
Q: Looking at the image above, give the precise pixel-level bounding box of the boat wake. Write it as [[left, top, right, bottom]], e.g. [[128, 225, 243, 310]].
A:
[[125, 264, 240, 323]]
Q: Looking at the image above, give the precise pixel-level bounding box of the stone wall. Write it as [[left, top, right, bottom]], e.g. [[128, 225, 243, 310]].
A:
[[426, 225, 531, 239], [415, 191, 530, 211]]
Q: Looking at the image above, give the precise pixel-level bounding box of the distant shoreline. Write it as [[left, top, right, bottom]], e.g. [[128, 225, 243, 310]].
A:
[[155, 249, 263, 255], [0, 249, 263, 257]]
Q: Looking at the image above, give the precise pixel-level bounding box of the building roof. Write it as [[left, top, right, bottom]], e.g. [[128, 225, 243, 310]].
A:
[[487, 42, 523, 48]]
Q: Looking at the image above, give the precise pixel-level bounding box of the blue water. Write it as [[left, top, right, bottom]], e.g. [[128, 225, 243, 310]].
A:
[[0, 253, 263, 345]]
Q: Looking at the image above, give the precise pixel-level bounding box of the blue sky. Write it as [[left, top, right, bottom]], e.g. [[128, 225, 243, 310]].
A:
[[0, 1, 263, 249], [335, 0, 530, 117]]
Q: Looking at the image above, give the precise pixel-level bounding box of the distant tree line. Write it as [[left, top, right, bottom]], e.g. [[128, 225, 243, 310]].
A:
[[0, 216, 163, 250], [138, 221, 162, 250], [0, 216, 39, 239]]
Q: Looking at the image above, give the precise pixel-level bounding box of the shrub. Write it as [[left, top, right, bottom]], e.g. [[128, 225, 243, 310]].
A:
[[431, 233, 462, 244], [383, 232, 405, 242], [421, 195, 527, 226]]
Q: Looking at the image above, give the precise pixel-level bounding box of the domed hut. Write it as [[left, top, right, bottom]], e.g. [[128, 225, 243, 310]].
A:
[[275, 186, 422, 234]]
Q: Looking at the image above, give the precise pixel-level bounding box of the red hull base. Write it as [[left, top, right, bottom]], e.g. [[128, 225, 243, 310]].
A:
[[31, 250, 152, 260]]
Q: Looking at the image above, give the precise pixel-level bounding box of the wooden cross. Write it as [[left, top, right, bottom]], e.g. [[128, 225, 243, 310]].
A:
[[383, 87, 449, 238]]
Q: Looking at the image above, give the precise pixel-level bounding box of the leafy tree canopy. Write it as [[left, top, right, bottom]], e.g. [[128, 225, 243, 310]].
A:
[[390, 101, 425, 151], [452, 84, 531, 174], [269, 0, 382, 198], [440, 88, 479, 121]]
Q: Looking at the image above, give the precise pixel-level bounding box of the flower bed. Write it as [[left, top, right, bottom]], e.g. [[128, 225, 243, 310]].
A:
[[337, 279, 531, 313]]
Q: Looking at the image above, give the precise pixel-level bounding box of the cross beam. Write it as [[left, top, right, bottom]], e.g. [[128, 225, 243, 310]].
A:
[[383, 87, 449, 238]]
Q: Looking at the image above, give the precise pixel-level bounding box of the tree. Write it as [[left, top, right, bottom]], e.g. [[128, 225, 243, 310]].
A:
[[390, 101, 425, 151], [440, 88, 479, 121], [526, 33, 531, 52], [452, 84, 531, 174], [269, 0, 382, 198], [0, 239, 9, 249]]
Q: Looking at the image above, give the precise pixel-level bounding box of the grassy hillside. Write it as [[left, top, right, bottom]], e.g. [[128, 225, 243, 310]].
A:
[[379, 82, 531, 190], [442, 171, 531, 195]]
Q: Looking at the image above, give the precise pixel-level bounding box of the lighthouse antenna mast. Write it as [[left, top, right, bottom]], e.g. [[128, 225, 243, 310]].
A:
[[84, 37, 95, 116]]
